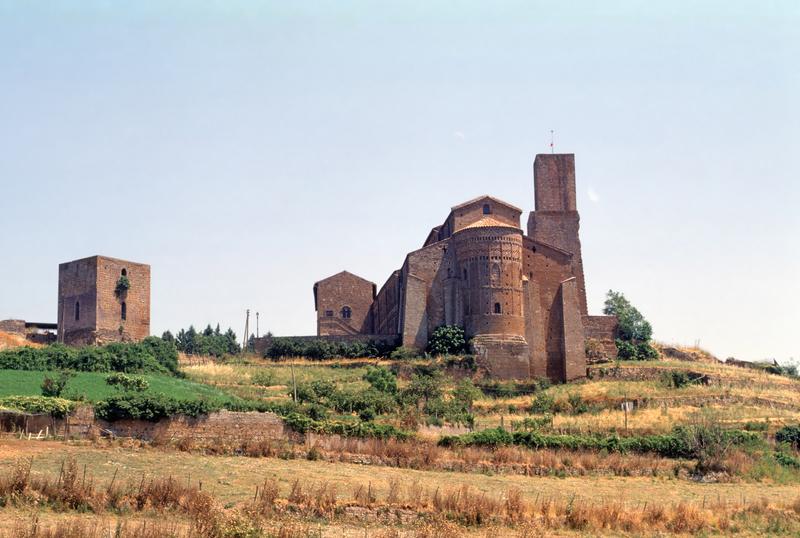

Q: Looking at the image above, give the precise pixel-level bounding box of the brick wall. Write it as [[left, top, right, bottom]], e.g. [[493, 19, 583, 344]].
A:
[[62, 407, 285, 441], [314, 271, 375, 336], [58, 256, 150, 346], [0, 320, 25, 336]]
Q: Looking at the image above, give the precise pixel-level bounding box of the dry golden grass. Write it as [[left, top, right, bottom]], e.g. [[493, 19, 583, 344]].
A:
[[0, 331, 43, 351]]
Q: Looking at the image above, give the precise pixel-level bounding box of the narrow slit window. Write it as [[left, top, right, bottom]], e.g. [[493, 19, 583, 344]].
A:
[[74, 301, 80, 321], [121, 268, 127, 276], [494, 302, 501, 314], [121, 302, 127, 321]]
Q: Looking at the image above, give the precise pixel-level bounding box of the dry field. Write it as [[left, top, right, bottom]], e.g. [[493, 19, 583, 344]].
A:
[[0, 438, 799, 537]]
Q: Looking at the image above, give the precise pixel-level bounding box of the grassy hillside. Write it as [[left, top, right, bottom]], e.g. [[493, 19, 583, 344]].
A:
[[0, 369, 240, 404]]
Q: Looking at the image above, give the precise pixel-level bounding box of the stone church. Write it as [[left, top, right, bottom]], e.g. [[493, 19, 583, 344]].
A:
[[314, 154, 617, 381]]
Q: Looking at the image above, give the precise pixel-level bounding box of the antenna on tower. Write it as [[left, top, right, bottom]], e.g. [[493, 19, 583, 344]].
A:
[[551, 131, 554, 154]]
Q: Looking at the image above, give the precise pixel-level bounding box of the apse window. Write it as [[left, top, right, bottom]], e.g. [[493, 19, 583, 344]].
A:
[[341, 306, 352, 319], [494, 302, 501, 314]]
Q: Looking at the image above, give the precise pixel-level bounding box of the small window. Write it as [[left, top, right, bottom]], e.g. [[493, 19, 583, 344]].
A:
[[121, 302, 127, 321], [483, 204, 491, 214], [341, 306, 351, 319], [121, 268, 127, 276], [463, 268, 468, 280], [74, 301, 80, 321], [494, 302, 501, 314], [325, 310, 334, 317]]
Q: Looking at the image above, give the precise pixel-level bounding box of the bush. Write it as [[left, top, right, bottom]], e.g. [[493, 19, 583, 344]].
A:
[[41, 370, 75, 398], [0, 338, 179, 376], [362, 365, 397, 394], [266, 337, 396, 360], [426, 325, 469, 356], [358, 408, 376, 422], [636, 342, 659, 360], [776, 424, 800, 446], [615, 339, 636, 361], [529, 392, 555, 415], [0, 396, 75, 419]]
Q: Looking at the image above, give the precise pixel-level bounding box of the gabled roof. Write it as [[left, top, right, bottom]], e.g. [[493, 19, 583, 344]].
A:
[[313, 270, 374, 287], [461, 217, 522, 231], [450, 195, 522, 214]]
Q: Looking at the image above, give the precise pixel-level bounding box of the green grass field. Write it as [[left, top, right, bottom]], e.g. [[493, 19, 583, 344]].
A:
[[0, 369, 239, 403]]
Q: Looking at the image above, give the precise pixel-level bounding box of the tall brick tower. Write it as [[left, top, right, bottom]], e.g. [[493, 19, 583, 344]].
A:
[[527, 154, 588, 315], [57, 256, 150, 346]]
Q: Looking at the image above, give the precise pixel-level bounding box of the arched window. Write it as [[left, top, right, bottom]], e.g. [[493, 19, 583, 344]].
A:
[[121, 268, 127, 276], [483, 204, 491, 214], [341, 306, 351, 319], [494, 302, 501, 314], [74, 301, 80, 321], [121, 302, 127, 321], [463, 268, 468, 280]]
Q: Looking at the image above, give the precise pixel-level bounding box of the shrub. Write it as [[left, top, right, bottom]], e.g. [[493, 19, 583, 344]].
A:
[[776, 424, 800, 445], [106, 372, 149, 392], [358, 408, 377, 422], [0, 395, 75, 418], [362, 365, 397, 394], [615, 339, 636, 361], [0, 338, 179, 376], [425, 325, 469, 356], [636, 342, 659, 360], [41, 370, 75, 398], [530, 392, 555, 415]]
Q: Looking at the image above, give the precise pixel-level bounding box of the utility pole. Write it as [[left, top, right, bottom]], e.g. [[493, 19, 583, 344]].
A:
[[242, 310, 250, 350], [256, 312, 259, 339]]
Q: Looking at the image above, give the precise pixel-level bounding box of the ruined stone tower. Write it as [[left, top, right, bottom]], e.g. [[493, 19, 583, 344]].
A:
[[57, 255, 150, 346]]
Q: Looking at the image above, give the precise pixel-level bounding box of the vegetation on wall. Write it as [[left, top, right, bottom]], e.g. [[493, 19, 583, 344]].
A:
[[114, 275, 131, 297]]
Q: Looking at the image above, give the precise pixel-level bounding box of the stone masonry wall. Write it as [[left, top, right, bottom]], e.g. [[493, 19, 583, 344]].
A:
[[96, 257, 150, 343], [58, 256, 150, 346], [0, 320, 25, 336], [315, 271, 375, 336], [63, 407, 285, 441]]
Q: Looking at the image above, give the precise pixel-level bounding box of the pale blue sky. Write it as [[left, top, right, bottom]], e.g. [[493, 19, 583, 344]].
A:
[[1, 1, 798, 363]]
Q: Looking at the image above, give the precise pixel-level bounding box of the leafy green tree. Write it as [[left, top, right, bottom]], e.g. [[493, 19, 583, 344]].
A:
[[161, 330, 175, 345], [603, 290, 653, 342], [362, 365, 397, 395], [426, 325, 469, 356], [401, 368, 445, 407], [451, 379, 481, 411]]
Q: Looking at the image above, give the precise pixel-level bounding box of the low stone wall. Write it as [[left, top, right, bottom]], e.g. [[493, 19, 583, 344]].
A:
[[62, 407, 285, 441], [0, 320, 25, 336]]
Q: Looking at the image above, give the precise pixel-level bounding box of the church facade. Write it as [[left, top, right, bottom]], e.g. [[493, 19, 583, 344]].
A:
[[314, 154, 617, 382]]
